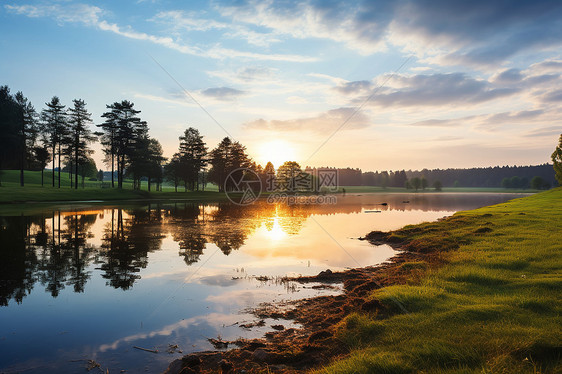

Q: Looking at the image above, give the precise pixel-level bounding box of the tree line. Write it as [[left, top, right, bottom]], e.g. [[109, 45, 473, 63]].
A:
[[306, 164, 557, 189], [0, 85, 263, 192], [2, 84, 560, 191]]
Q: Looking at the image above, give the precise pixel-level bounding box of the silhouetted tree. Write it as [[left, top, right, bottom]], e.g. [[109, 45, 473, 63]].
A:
[[552, 134, 562, 186], [68, 99, 96, 189], [178, 127, 207, 191], [530, 176, 550, 190], [433, 180, 442, 191], [99, 100, 147, 189], [501, 177, 511, 189], [263, 161, 276, 191], [34, 145, 50, 186], [276, 161, 302, 191], [148, 138, 166, 191], [41, 97, 67, 188], [411, 177, 421, 191], [14, 91, 38, 186], [97, 103, 119, 188], [208, 137, 251, 192], [164, 153, 182, 192]]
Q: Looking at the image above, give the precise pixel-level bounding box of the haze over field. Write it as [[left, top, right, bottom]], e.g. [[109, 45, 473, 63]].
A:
[[1, 0, 562, 170]]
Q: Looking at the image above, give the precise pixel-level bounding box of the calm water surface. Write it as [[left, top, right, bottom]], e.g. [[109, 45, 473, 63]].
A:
[[0, 193, 529, 373]]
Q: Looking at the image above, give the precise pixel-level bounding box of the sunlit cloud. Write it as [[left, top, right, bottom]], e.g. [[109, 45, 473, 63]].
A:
[[244, 107, 370, 133]]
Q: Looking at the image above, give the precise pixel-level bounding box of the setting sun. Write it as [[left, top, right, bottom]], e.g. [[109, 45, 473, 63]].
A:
[[257, 139, 298, 168]]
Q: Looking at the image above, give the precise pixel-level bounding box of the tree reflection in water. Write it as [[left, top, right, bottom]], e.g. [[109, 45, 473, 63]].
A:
[[0, 201, 311, 306], [1, 194, 514, 306]]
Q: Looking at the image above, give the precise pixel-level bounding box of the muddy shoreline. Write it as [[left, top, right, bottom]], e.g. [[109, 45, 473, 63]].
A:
[[164, 228, 443, 374]]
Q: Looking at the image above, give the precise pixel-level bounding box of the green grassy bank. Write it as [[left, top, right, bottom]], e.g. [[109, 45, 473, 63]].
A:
[[0, 170, 223, 203], [0, 185, 226, 204], [320, 189, 562, 373]]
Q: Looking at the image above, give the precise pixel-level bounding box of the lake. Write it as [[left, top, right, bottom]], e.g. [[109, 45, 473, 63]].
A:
[[0, 193, 529, 373]]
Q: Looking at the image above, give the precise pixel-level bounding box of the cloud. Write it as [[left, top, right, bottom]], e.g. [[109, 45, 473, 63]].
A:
[[4, 3, 316, 62], [5, 3, 103, 25], [200, 87, 245, 100], [409, 118, 466, 127], [333, 80, 373, 95], [133, 92, 195, 107], [218, 0, 391, 54], [361, 73, 518, 107], [526, 125, 562, 138], [541, 89, 562, 103], [408, 109, 547, 130], [492, 68, 524, 84], [528, 59, 562, 74], [152, 10, 282, 47], [244, 107, 370, 133], [217, 1, 562, 67], [392, 1, 562, 66]]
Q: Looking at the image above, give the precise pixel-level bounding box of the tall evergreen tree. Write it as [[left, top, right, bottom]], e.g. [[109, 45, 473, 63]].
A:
[[115, 101, 147, 189], [41, 97, 67, 188], [68, 99, 96, 189], [552, 134, 562, 186], [178, 127, 207, 191], [0, 86, 22, 184], [34, 145, 50, 186], [208, 137, 232, 192], [14, 92, 38, 187], [147, 138, 166, 191], [164, 153, 182, 192], [99, 100, 147, 189], [97, 103, 119, 188]]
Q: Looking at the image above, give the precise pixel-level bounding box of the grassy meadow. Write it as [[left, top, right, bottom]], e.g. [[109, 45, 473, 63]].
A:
[[0, 169, 221, 203], [318, 188, 561, 373], [0, 170, 541, 204]]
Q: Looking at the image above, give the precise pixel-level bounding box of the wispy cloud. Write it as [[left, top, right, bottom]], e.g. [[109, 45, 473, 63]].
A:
[[4, 3, 316, 62], [360, 73, 518, 108], [244, 107, 370, 133], [200, 86, 245, 101]]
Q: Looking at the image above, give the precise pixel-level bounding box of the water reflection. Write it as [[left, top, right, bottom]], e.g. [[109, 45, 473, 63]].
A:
[[0, 193, 527, 307], [0, 193, 530, 373]]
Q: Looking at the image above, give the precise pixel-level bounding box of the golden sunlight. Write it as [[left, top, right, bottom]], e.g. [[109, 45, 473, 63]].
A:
[[265, 217, 287, 241], [257, 139, 297, 168]]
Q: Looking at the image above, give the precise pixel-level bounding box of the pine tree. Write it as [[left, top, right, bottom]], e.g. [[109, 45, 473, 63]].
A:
[[68, 99, 96, 189], [99, 100, 147, 189], [147, 138, 166, 191], [14, 92, 38, 187], [208, 137, 232, 192], [178, 127, 207, 191], [34, 145, 50, 186], [552, 134, 562, 186], [97, 103, 119, 188], [164, 153, 182, 192], [41, 97, 67, 188]]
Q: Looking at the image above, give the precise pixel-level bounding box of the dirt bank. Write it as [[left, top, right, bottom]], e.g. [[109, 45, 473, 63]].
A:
[[163, 221, 455, 374]]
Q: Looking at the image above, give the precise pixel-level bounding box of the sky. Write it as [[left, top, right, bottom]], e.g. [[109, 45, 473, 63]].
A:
[[1, 0, 562, 172]]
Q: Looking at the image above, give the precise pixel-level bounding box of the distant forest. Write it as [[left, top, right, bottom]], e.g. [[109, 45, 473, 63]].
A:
[[306, 164, 557, 189]]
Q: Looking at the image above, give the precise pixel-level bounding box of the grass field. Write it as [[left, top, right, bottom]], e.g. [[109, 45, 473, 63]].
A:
[[0, 169, 222, 203], [0, 169, 543, 204], [318, 188, 562, 373]]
